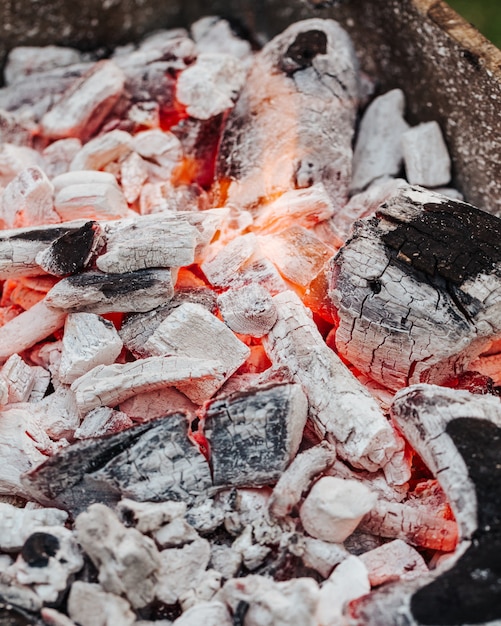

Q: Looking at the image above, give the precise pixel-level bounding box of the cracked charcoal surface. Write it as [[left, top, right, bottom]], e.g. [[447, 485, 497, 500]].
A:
[[23, 414, 212, 514], [66, 269, 157, 296], [410, 418, 501, 625], [380, 199, 501, 285], [9, 225, 83, 243], [205, 383, 300, 488]]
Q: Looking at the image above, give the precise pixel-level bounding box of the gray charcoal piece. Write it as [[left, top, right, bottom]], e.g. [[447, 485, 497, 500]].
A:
[[204, 382, 308, 488], [22, 414, 212, 514], [402, 121, 451, 187]]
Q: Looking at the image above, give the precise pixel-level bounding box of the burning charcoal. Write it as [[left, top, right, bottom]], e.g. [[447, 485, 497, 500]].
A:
[[217, 283, 277, 337], [73, 406, 133, 439], [1, 166, 59, 228], [42, 138, 82, 178], [75, 503, 161, 609], [210, 544, 242, 580], [1, 353, 38, 403], [0, 299, 67, 362], [0, 108, 37, 147], [117, 498, 187, 534], [14, 526, 84, 603], [156, 537, 211, 605], [0, 375, 8, 405], [262, 290, 399, 473], [33, 386, 80, 440], [204, 382, 307, 488], [71, 355, 222, 414], [59, 312, 123, 384], [172, 601, 233, 626], [52, 170, 119, 193], [219, 575, 319, 626], [120, 151, 149, 204], [216, 18, 360, 211], [360, 499, 458, 552], [54, 180, 129, 221], [23, 414, 213, 511], [329, 185, 501, 391], [316, 556, 369, 626], [391, 384, 501, 541], [0, 143, 43, 187], [0, 502, 67, 551], [4, 45, 82, 85], [191, 16, 252, 60], [258, 226, 334, 288], [402, 121, 451, 187], [40, 60, 125, 140], [252, 183, 334, 235], [300, 476, 377, 543], [69, 129, 133, 172], [359, 539, 428, 587], [202, 233, 287, 293], [177, 53, 246, 120], [300, 537, 349, 578], [142, 302, 250, 403], [351, 89, 409, 192], [131, 129, 182, 171], [67, 581, 136, 626], [269, 442, 336, 519], [45, 268, 174, 315], [119, 385, 198, 422], [96, 217, 198, 274], [179, 569, 223, 611]]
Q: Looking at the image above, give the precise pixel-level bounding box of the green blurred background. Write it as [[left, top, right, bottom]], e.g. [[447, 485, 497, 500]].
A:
[[448, 0, 501, 48]]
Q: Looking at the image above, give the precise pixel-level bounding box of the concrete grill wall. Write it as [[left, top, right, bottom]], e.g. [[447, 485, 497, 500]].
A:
[[1, 0, 501, 214]]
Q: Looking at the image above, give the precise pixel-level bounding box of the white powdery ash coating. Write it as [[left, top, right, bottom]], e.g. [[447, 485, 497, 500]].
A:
[[300, 476, 377, 543]]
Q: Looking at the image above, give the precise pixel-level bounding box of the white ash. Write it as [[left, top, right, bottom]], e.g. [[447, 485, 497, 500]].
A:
[[119, 386, 198, 423], [173, 601, 232, 626], [300, 536, 349, 578], [0, 143, 43, 187], [218, 575, 319, 626], [185, 499, 226, 535], [262, 290, 399, 473], [41, 607, 78, 626], [131, 129, 183, 172], [191, 17, 252, 60], [359, 538, 428, 587], [153, 516, 200, 549], [70, 355, 223, 414], [315, 555, 370, 626], [73, 406, 133, 440], [67, 581, 136, 626], [217, 283, 277, 337], [59, 312, 123, 384], [32, 385, 80, 440], [0, 374, 8, 405], [156, 537, 211, 605], [402, 121, 451, 187], [253, 183, 335, 235], [351, 89, 410, 192], [1, 353, 39, 403], [0, 501, 67, 551], [0, 576, 43, 613], [75, 503, 161, 609], [300, 476, 377, 544], [177, 53, 246, 120], [120, 151, 149, 204], [69, 129, 133, 171], [209, 543, 242, 580], [143, 302, 250, 403], [117, 498, 187, 534], [54, 180, 129, 221], [1, 166, 58, 229], [14, 526, 83, 603], [232, 524, 271, 570], [40, 60, 125, 141], [42, 138, 82, 178], [179, 569, 223, 611], [4, 46, 82, 86], [269, 441, 336, 519], [51, 169, 119, 193]]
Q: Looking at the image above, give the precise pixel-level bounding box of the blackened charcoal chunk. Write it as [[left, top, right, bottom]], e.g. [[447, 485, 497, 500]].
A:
[[23, 414, 212, 514], [21, 532, 60, 568], [0, 605, 38, 626], [36, 220, 99, 276], [282, 30, 328, 73], [381, 198, 501, 284], [205, 383, 307, 488], [410, 418, 501, 625]]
